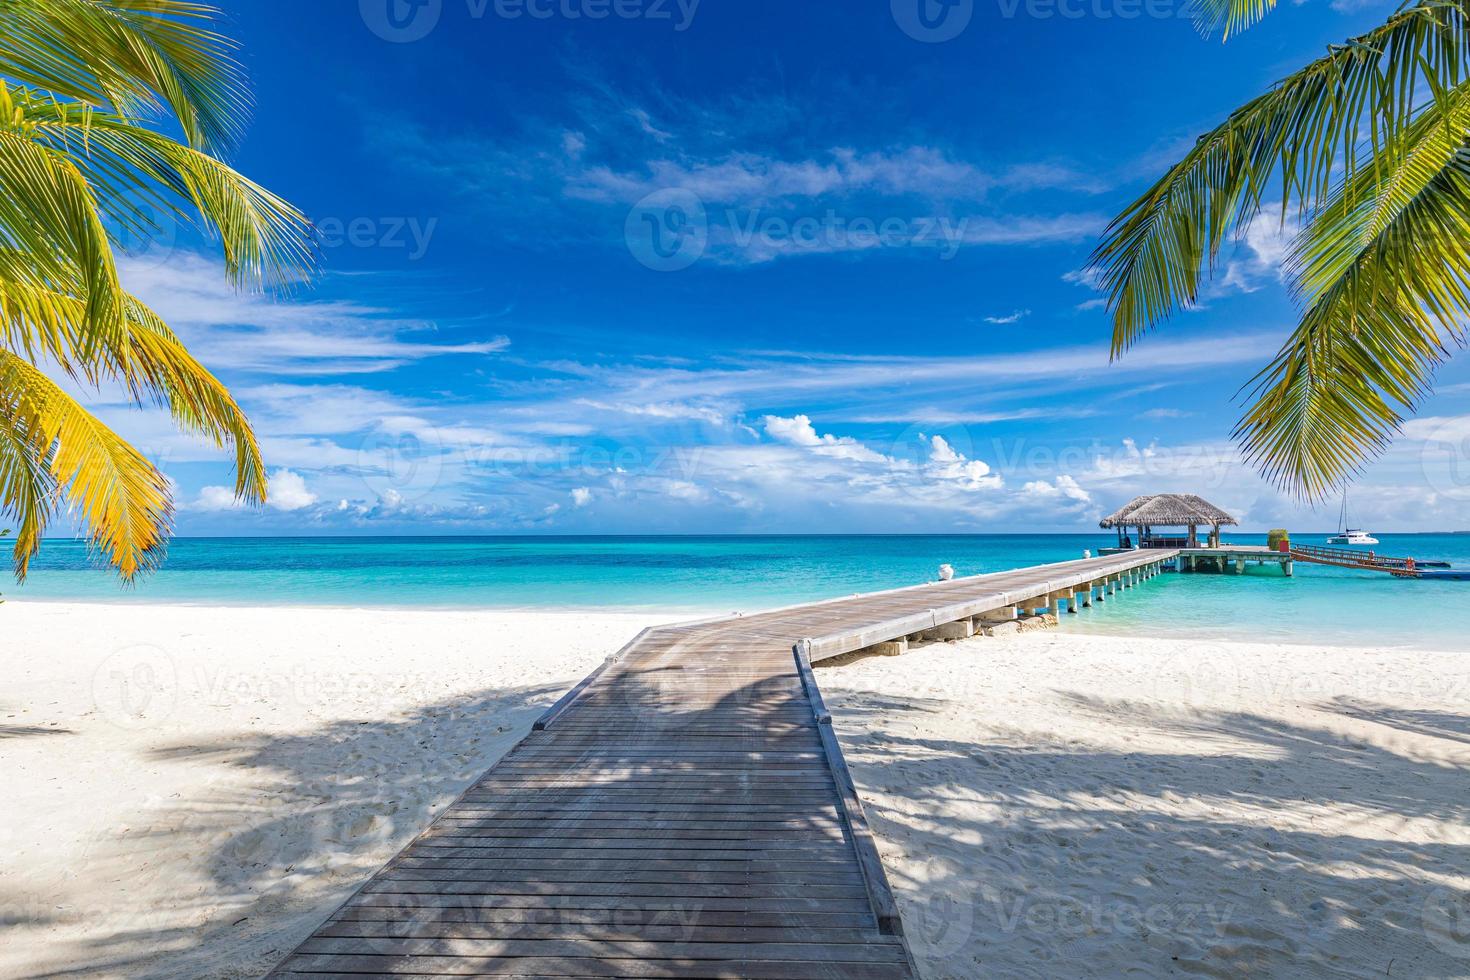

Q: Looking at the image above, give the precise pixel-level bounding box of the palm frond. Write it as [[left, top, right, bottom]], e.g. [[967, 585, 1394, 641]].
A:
[[1188, 0, 1278, 40], [0, 130, 128, 357], [0, 349, 172, 580], [23, 101, 316, 287], [1237, 89, 1470, 497], [121, 296, 266, 503], [1092, 0, 1470, 354], [0, 0, 250, 153], [0, 266, 266, 504], [0, 403, 56, 580]]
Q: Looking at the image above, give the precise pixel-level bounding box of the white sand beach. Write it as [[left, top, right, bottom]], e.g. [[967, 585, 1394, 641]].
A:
[[2, 602, 1467, 978], [821, 631, 1470, 979]]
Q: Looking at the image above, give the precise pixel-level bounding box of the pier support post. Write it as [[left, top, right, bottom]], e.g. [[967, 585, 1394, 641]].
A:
[[1234, 558, 1245, 575], [1073, 587, 1090, 610], [1050, 591, 1076, 614], [1093, 580, 1105, 602], [917, 619, 974, 642], [1284, 560, 1294, 577]]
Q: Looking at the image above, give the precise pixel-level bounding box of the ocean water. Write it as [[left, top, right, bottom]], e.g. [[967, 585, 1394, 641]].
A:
[[6, 534, 1468, 650]]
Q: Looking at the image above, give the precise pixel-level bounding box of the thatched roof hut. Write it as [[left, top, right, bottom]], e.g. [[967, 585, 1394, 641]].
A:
[[1100, 494, 1238, 548]]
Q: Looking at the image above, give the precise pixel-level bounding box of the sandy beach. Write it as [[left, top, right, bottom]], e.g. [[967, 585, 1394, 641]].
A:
[[3, 601, 1467, 978], [822, 631, 1470, 979]]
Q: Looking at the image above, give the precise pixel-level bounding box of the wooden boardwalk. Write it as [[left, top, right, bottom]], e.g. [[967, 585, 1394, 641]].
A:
[[271, 550, 1176, 979]]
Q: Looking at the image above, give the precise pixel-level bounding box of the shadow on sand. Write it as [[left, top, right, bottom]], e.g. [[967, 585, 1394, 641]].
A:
[[827, 688, 1470, 979], [23, 681, 564, 979]]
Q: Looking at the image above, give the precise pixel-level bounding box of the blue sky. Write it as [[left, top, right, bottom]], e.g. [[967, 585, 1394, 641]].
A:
[[88, 0, 1470, 533]]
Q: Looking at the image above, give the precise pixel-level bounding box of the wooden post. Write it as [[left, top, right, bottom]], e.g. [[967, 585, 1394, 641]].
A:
[[918, 620, 974, 642]]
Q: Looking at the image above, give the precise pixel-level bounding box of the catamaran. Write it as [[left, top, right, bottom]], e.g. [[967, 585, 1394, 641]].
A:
[[1327, 495, 1378, 546]]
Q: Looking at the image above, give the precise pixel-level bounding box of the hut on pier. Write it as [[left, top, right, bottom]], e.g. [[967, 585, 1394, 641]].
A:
[[1100, 494, 1238, 549]]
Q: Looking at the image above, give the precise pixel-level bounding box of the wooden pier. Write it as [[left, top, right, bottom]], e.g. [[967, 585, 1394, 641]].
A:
[[270, 550, 1177, 979]]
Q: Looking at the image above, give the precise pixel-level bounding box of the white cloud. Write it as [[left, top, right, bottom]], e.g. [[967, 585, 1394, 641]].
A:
[[120, 254, 509, 375], [571, 487, 593, 507], [191, 485, 246, 512], [267, 469, 318, 511], [926, 435, 1002, 490], [1022, 474, 1092, 504], [983, 309, 1030, 325], [1215, 206, 1298, 296], [762, 414, 890, 463], [188, 471, 321, 515]]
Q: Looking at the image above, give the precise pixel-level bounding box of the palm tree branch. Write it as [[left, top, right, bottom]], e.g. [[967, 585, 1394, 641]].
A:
[[0, 0, 250, 153], [0, 266, 267, 503], [0, 129, 128, 358], [0, 348, 172, 579], [1236, 132, 1470, 496], [1092, 0, 1470, 354], [0, 404, 56, 581]]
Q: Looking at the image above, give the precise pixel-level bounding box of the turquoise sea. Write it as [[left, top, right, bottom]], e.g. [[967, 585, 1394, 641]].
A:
[[7, 534, 1469, 649]]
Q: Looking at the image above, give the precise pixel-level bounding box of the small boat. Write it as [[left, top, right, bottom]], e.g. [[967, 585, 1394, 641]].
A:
[[1392, 567, 1470, 581], [1328, 529, 1379, 545], [1327, 495, 1378, 545]]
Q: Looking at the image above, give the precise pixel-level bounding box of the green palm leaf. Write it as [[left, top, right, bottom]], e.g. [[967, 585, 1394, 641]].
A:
[[0, 350, 172, 580], [0, 0, 313, 579], [1091, 0, 1470, 499]]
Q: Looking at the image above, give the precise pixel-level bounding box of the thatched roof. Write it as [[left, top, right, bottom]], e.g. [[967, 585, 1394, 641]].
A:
[[1099, 494, 1238, 529]]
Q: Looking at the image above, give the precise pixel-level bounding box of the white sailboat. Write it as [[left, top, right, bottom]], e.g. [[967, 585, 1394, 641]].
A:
[[1327, 495, 1378, 546]]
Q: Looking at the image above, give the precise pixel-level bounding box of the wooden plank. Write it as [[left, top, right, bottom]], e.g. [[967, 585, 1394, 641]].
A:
[[275, 953, 913, 978], [293, 936, 907, 961]]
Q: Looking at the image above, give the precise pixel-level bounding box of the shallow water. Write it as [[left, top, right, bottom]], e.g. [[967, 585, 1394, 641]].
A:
[[9, 533, 1468, 649]]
